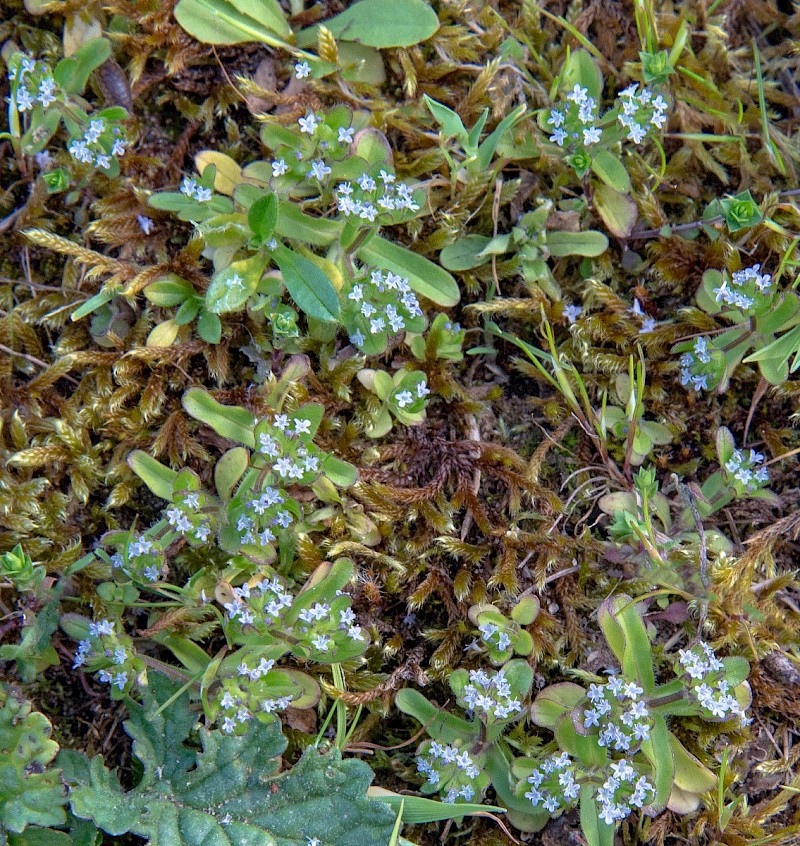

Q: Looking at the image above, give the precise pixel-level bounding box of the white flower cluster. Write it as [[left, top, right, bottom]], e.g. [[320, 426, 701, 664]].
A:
[[394, 379, 430, 409], [547, 85, 602, 147], [343, 268, 424, 352], [336, 173, 420, 222], [221, 571, 366, 659], [546, 83, 668, 150], [217, 662, 295, 734], [165, 490, 212, 545], [114, 532, 165, 583], [596, 759, 655, 824], [67, 117, 127, 170], [224, 576, 293, 628], [460, 667, 523, 722], [723, 447, 770, 492], [679, 336, 715, 392], [235, 413, 328, 549], [478, 621, 512, 653], [524, 752, 655, 825], [524, 752, 579, 814], [582, 675, 654, 752], [713, 264, 773, 312], [71, 619, 134, 693], [10, 55, 58, 111], [417, 741, 481, 802], [180, 176, 213, 203], [617, 84, 668, 143], [678, 644, 749, 725]]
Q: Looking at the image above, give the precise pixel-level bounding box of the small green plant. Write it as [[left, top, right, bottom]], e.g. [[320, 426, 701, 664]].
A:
[[136, 104, 458, 346], [64, 674, 397, 846], [467, 596, 539, 664], [174, 0, 439, 81], [538, 50, 668, 193], [4, 40, 128, 183], [703, 190, 764, 235], [519, 594, 750, 846], [440, 199, 609, 300], [693, 426, 778, 516], [0, 544, 45, 592], [396, 659, 545, 830], [0, 685, 66, 837], [355, 368, 430, 438], [65, 617, 143, 700], [408, 313, 466, 362], [423, 94, 527, 182], [675, 262, 800, 390], [207, 558, 370, 733]]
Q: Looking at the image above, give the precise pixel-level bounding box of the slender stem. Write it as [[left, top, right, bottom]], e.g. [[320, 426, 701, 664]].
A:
[[647, 689, 687, 709]]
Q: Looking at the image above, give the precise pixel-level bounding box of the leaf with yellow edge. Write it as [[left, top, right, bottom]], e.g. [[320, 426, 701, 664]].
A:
[[194, 151, 243, 196], [593, 184, 638, 238], [669, 731, 716, 794], [146, 319, 180, 347]]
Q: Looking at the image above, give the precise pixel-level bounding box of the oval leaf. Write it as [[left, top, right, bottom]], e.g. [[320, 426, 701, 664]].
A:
[[359, 236, 460, 306], [273, 245, 340, 323], [182, 388, 256, 448], [305, 0, 439, 48], [440, 235, 492, 270], [593, 184, 638, 238]]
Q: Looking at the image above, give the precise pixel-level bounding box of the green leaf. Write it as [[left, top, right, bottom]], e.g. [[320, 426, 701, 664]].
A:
[[8, 828, 73, 846], [359, 237, 460, 306], [303, 0, 439, 48], [248, 193, 279, 242], [423, 96, 468, 141], [715, 426, 736, 467], [640, 714, 673, 811], [475, 104, 527, 170], [744, 323, 800, 364], [530, 683, 585, 729], [53, 38, 111, 94], [669, 731, 716, 793], [274, 202, 343, 246], [579, 784, 614, 846], [206, 254, 268, 315], [439, 235, 492, 270], [545, 230, 608, 257], [369, 788, 504, 823], [395, 689, 476, 743], [71, 288, 118, 321], [562, 49, 603, 102], [154, 635, 213, 677], [145, 275, 195, 307], [592, 184, 638, 238], [214, 447, 250, 501], [68, 675, 395, 846], [127, 451, 178, 501], [182, 388, 256, 448], [0, 685, 66, 834], [722, 655, 750, 687], [197, 310, 222, 344], [174, 0, 291, 47], [175, 297, 202, 325], [321, 455, 359, 488], [597, 594, 655, 693], [273, 245, 340, 323], [758, 353, 788, 385], [590, 149, 632, 193]]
